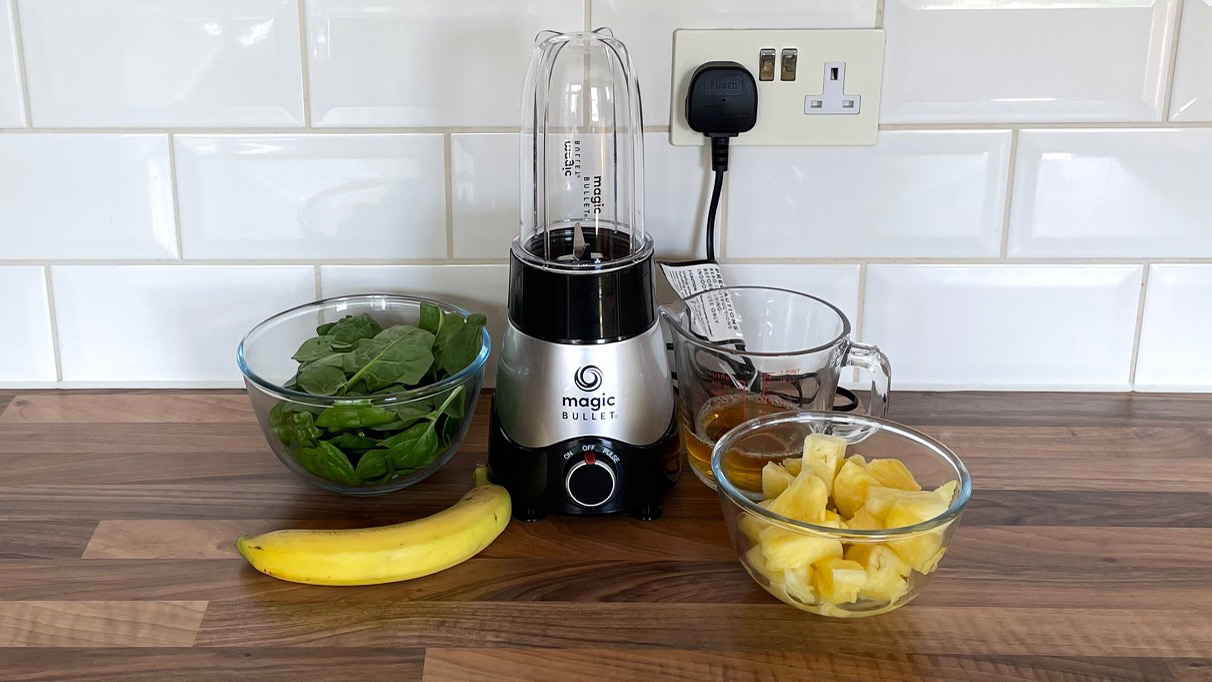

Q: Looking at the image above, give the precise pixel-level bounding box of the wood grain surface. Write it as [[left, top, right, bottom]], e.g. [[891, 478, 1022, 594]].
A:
[[0, 389, 1210, 680]]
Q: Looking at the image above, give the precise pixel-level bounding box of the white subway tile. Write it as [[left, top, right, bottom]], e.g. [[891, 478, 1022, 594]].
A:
[[1170, 0, 1212, 121], [450, 134, 518, 260], [306, 0, 581, 127], [1135, 265, 1212, 390], [864, 265, 1142, 389], [0, 267, 56, 383], [175, 134, 447, 260], [645, 133, 713, 260], [1009, 129, 1212, 258], [321, 265, 509, 385], [0, 134, 177, 260], [882, 0, 1177, 123], [721, 264, 861, 327], [19, 0, 304, 127], [52, 266, 315, 383], [595, 0, 877, 125], [725, 130, 1010, 259], [0, 0, 24, 127]]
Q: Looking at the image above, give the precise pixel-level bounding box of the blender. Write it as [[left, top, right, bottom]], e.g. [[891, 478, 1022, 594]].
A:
[[488, 29, 680, 521]]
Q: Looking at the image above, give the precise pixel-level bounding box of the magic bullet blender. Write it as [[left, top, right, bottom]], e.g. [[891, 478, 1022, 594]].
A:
[[488, 29, 680, 521]]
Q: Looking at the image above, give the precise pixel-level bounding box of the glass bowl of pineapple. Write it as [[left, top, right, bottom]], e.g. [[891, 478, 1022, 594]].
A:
[[711, 411, 971, 618]]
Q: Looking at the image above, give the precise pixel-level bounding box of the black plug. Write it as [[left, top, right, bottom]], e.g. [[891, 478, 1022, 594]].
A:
[[685, 61, 757, 261], [686, 61, 757, 172]]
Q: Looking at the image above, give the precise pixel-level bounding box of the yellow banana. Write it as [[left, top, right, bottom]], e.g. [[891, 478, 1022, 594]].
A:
[[237, 476, 510, 586]]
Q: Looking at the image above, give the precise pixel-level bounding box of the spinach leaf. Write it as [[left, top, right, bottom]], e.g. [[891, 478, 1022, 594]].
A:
[[292, 336, 337, 362], [315, 401, 399, 429], [440, 313, 487, 376], [355, 421, 440, 480], [296, 363, 346, 395], [327, 432, 380, 452], [439, 414, 461, 445], [327, 313, 383, 346], [297, 442, 362, 485], [419, 302, 444, 335], [343, 325, 435, 391], [271, 406, 322, 451], [366, 418, 409, 431], [316, 321, 336, 336], [392, 401, 434, 426]]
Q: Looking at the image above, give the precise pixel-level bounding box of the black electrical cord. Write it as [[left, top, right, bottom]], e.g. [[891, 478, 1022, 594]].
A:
[[705, 136, 729, 262]]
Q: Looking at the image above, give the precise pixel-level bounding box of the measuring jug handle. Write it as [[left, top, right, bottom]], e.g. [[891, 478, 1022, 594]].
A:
[[844, 341, 891, 418]]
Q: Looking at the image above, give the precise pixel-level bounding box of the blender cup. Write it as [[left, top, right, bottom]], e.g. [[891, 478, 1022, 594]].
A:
[[660, 286, 891, 489]]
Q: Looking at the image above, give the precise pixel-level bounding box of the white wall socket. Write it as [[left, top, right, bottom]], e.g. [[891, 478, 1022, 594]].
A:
[[669, 29, 885, 146]]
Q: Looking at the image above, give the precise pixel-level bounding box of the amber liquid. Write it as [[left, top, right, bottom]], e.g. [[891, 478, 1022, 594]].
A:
[[681, 393, 801, 489]]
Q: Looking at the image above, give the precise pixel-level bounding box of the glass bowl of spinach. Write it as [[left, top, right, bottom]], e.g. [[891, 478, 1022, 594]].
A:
[[238, 294, 490, 495]]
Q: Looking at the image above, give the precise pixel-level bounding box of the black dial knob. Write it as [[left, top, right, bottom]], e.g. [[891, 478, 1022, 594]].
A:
[[565, 456, 616, 508]]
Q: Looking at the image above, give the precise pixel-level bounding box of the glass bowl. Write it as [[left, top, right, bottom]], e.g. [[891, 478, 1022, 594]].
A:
[[238, 294, 490, 496], [712, 411, 971, 617]]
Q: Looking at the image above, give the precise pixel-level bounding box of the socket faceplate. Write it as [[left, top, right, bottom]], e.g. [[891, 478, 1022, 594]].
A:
[[670, 29, 885, 146]]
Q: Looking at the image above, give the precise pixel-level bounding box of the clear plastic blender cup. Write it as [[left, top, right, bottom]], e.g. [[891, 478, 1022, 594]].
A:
[[660, 286, 891, 489]]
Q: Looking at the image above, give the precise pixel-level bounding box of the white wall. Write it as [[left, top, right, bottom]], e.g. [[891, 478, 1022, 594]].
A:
[[2, 0, 1210, 391]]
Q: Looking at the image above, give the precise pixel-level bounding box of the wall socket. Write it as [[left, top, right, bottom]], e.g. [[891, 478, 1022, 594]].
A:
[[669, 29, 885, 146]]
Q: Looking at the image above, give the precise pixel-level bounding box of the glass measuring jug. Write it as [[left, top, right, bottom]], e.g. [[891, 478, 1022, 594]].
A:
[[660, 286, 891, 489]]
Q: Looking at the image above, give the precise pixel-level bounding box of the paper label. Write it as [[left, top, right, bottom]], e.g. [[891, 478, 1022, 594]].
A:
[[659, 261, 744, 343]]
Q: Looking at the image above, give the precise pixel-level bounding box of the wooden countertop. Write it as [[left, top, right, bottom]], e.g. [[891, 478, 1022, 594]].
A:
[[1, 389, 1210, 681]]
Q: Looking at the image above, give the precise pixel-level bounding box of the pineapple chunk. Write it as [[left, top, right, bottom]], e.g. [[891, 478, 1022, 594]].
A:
[[819, 509, 844, 529], [847, 507, 884, 530], [847, 454, 867, 467], [846, 543, 911, 603], [864, 486, 950, 521], [832, 459, 879, 517], [761, 462, 796, 500], [782, 457, 803, 476], [744, 544, 782, 585], [919, 547, 947, 575], [885, 500, 952, 573], [811, 557, 868, 605], [802, 433, 847, 494], [782, 566, 816, 605], [767, 473, 829, 523], [935, 480, 959, 504], [866, 458, 921, 491], [758, 526, 842, 572], [737, 511, 768, 543]]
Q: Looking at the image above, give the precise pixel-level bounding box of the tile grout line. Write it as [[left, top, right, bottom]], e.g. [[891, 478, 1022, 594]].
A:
[[9, 0, 33, 125], [999, 128, 1020, 258], [584, 0, 592, 31], [854, 263, 868, 343], [1162, 0, 1186, 122], [7, 256, 1212, 267], [313, 263, 322, 298], [874, 0, 886, 28], [443, 132, 455, 259], [295, 0, 313, 128], [166, 134, 186, 259], [42, 266, 63, 382], [1127, 265, 1152, 387]]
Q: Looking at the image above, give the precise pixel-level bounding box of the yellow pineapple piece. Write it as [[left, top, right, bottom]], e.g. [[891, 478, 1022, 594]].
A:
[[782, 566, 816, 604], [811, 557, 868, 605], [767, 473, 829, 523], [802, 433, 847, 495], [920, 547, 947, 574], [935, 480, 958, 504], [865, 458, 921, 491], [831, 459, 878, 517], [782, 457, 802, 476], [884, 500, 952, 573], [847, 507, 884, 530], [847, 454, 867, 467], [819, 509, 844, 529], [845, 543, 911, 603], [737, 510, 768, 543], [864, 486, 950, 521], [761, 462, 796, 500], [758, 526, 842, 572], [744, 544, 781, 585]]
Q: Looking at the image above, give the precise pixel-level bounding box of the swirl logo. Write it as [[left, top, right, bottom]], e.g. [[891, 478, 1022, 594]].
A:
[[573, 364, 603, 392]]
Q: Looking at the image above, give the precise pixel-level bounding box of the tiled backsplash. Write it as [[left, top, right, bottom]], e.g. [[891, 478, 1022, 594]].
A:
[[2, 0, 1210, 392]]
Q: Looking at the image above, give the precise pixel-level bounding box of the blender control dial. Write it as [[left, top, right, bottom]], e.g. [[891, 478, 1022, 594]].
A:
[[564, 447, 617, 508]]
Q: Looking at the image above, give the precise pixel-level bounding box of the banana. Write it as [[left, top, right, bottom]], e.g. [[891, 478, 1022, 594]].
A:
[[237, 475, 510, 586]]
